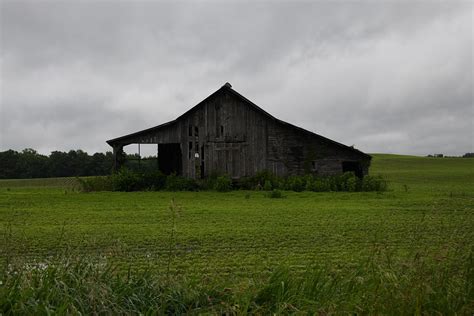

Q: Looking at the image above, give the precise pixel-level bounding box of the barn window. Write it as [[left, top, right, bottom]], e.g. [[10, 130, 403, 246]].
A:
[[188, 142, 193, 159], [194, 126, 199, 137], [188, 125, 193, 137], [311, 161, 316, 169], [220, 125, 224, 136]]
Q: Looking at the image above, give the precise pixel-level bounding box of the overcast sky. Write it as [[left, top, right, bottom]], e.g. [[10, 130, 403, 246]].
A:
[[1, 1, 472, 156]]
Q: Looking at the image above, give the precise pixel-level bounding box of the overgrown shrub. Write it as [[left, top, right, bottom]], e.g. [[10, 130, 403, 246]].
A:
[[239, 170, 278, 190], [214, 175, 232, 192], [142, 170, 167, 191], [346, 174, 359, 192], [263, 180, 272, 191], [111, 168, 143, 192], [165, 174, 198, 191], [361, 175, 388, 192], [198, 173, 219, 190], [266, 189, 284, 198], [77, 168, 387, 193], [284, 176, 305, 192], [307, 178, 328, 192]]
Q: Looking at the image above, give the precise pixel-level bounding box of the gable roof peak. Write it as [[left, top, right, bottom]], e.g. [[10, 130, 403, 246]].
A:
[[223, 82, 232, 89]]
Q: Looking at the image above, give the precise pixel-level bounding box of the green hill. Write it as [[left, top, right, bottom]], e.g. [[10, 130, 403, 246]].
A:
[[370, 153, 474, 192]]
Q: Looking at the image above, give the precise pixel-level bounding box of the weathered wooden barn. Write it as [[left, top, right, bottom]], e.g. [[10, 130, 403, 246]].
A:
[[107, 83, 371, 178]]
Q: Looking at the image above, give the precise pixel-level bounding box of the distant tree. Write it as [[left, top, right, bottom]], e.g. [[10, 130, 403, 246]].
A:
[[86, 152, 114, 175], [16, 148, 48, 178], [0, 150, 20, 179], [48, 151, 70, 177], [68, 150, 90, 176], [463, 153, 474, 158]]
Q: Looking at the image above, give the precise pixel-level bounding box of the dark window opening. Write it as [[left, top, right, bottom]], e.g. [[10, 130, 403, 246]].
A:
[[342, 161, 363, 178], [194, 126, 199, 137], [220, 125, 224, 136], [188, 125, 193, 137], [311, 161, 316, 169]]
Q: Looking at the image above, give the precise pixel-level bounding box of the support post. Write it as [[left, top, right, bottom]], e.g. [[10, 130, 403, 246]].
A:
[[113, 145, 124, 172], [138, 143, 141, 167]]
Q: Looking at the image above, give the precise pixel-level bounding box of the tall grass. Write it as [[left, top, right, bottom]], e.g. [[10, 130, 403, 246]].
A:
[[255, 247, 474, 314], [1, 246, 472, 314], [1, 228, 473, 314], [0, 255, 213, 314]]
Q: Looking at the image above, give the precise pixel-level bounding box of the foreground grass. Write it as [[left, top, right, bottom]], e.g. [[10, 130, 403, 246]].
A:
[[2, 245, 473, 314], [0, 154, 473, 313]]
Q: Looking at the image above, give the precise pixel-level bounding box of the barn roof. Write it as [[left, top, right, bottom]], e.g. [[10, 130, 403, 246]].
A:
[[107, 83, 371, 159]]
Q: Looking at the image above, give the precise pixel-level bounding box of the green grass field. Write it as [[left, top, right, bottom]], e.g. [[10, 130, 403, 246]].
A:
[[1, 154, 473, 314]]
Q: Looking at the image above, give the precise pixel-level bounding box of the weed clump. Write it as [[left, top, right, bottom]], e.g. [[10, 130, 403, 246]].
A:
[[263, 180, 272, 191], [265, 189, 284, 199]]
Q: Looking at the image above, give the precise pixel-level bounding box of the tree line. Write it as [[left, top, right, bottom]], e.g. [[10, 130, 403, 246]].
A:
[[0, 149, 116, 179]]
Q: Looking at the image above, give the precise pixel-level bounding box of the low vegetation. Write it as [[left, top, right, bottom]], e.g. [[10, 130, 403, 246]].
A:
[[76, 169, 388, 193], [0, 154, 473, 314]]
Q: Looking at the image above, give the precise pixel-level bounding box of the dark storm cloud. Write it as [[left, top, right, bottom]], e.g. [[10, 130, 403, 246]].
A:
[[0, 1, 472, 155]]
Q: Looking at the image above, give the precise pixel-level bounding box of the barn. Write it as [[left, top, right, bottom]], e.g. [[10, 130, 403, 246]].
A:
[[107, 83, 371, 179]]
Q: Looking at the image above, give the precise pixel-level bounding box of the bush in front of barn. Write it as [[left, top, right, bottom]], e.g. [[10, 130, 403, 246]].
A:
[[77, 168, 387, 193], [214, 175, 232, 192], [111, 168, 144, 191], [239, 170, 280, 190], [142, 170, 167, 190], [165, 174, 199, 191]]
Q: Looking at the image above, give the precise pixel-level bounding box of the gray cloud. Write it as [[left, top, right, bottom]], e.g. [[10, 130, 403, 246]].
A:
[[1, 1, 472, 155]]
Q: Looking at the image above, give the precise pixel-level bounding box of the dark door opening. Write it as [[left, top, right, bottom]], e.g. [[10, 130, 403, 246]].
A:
[[158, 143, 182, 175], [342, 161, 363, 178]]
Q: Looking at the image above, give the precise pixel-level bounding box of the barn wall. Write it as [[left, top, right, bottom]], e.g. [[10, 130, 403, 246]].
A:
[[266, 120, 370, 177]]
